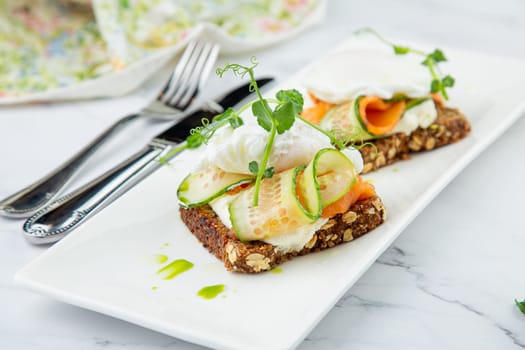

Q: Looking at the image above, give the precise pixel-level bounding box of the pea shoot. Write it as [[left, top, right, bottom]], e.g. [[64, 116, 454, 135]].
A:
[[161, 57, 309, 206], [158, 107, 244, 164], [162, 57, 358, 207], [217, 57, 305, 206], [357, 28, 455, 100]]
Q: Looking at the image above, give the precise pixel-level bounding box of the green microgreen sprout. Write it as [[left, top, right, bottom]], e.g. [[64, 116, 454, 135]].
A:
[[356, 28, 455, 100], [162, 56, 358, 206], [158, 107, 244, 164], [217, 57, 305, 206], [297, 116, 378, 155], [515, 299, 525, 315]]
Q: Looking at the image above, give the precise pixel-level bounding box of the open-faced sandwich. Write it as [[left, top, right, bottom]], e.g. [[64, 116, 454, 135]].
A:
[[300, 30, 471, 173], [170, 59, 386, 273]]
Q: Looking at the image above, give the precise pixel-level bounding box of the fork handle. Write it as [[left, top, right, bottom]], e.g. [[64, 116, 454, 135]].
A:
[[0, 113, 140, 218], [22, 144, 172, 244]]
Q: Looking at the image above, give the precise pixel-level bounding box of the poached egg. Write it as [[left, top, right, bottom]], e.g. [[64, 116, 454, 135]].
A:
[[301, 35, 433, 104], [198, 117, 364, 175]]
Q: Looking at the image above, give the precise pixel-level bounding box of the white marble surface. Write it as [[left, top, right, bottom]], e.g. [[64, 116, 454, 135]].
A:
[[1, 1, 525, 349]]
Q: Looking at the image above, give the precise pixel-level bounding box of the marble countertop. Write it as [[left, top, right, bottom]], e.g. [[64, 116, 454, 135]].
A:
[[1, 1, 525, 349]]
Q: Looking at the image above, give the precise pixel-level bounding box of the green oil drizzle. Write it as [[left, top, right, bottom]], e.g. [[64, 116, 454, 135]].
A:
[[392, 168, 399, 173], [197, 284, 225, 299], [153, 254, 168, 264], [151, 286, 158, 291], [271, 268, 283, 274], [157, 259, 194, 279]]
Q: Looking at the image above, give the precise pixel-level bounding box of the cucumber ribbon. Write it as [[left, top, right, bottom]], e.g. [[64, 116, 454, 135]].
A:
[[320, 95, 432, 141], [177, 148, 357, 241], [319, 97, 373, 142]]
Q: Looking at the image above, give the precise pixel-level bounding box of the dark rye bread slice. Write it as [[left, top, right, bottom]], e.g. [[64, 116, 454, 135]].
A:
[[179, 195, 386, 273], [359, 102, 471, 173]]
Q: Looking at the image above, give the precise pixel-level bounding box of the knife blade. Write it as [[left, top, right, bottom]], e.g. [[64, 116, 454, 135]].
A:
[[23, 77, 274, 244]]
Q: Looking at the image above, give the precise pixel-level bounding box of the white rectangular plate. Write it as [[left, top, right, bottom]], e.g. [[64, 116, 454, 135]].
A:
[[15, 42, 525, 350]]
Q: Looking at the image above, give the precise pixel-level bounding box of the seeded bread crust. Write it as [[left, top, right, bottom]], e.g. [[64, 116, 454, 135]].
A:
[[179, 195, 386, 273], [359, 102, 471, 173]]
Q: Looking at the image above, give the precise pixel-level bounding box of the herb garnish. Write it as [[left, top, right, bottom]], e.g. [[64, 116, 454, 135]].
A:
[[159, 107, 244, 164], [162, 57, 361, 206], [162, 57, 311, 206], [515, 299, 525, 315], [217, 57, 305, 206], [357, 28, 455, 100]]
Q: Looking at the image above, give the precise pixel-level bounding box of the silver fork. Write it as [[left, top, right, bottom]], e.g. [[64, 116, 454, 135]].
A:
[[0, 40, 220, 218]]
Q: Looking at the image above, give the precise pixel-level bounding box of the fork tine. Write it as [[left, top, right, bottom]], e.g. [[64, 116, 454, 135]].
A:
[[160, 40, 198, 103], [169, 42, 213, 108], [173, 43, 220, 111], [170, 43, 219, 110], [165, 41, 206, 106]]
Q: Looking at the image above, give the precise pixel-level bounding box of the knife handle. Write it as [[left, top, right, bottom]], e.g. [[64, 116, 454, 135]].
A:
[[23, 144, 171, 244], [0, 113, 141, 218]]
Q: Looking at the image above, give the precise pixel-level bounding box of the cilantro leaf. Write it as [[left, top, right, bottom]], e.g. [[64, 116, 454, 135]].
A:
[[273, 101, 295, 134], [252, 100, 273, 132], [515, 299, 525, 315], [276, 89, 304, 115]]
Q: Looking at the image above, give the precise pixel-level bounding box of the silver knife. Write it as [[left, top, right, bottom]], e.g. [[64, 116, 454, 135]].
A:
[[23, 78, 273, 244]]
